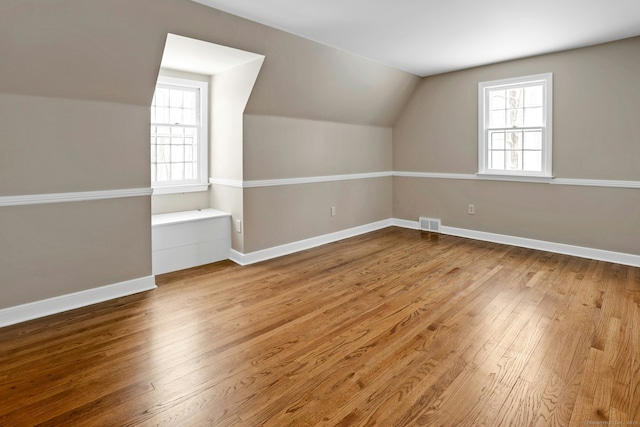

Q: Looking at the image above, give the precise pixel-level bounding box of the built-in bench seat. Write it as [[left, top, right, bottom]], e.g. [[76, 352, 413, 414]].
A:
[[151, 209, 231, 275]]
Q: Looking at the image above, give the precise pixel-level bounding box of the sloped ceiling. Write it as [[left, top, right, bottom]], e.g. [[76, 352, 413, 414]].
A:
[[161, 34, 264, 76], [0, 0, 419, 125], [192, 0, 640, 76]]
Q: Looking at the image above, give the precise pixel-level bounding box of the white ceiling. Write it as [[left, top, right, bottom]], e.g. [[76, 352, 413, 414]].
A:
[[192, 0, 640, 76]]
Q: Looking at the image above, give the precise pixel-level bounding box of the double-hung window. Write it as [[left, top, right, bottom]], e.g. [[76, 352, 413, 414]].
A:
[[151, 76, 209, 194], [478, 73, 553, 178]]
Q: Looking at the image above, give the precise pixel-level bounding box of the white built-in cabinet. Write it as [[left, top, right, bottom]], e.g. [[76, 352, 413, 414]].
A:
[[152, 209, 231, 275]]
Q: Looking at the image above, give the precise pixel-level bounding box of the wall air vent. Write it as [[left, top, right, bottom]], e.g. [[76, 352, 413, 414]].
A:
[[419, 217, 441, 233]]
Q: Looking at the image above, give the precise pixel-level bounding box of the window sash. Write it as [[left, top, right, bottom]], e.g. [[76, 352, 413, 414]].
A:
[[150, 76, 208, 189], [151, 124, 200, 185], [478, 73, 552, 178]]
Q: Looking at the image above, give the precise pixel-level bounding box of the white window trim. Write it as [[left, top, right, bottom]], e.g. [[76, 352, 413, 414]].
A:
[[151, 75, 209, 194], [478, 72, 553, 179]]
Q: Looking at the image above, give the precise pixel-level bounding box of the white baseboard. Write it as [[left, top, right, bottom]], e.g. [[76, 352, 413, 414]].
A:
[[229, 219, 394, 265], [391, 218, 421, 230], [392, 218, 640, 267], [0, 276, 157, 328], [229, 249, 246, 266], [230, 218, 640, 267], [440, 225, 640, 267]]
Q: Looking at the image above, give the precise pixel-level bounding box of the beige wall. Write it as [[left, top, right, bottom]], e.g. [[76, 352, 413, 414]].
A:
[[393, 37, 640, 255], [0, 197, 151, 309], [241, 115, 393, 252], [0, 0, 164, 106], [244, 178, 392, 253], [0, 93, 153, 311], [394, 177, 640, 255], [0, 94, 150, 196], [243, 115, 392, 180]]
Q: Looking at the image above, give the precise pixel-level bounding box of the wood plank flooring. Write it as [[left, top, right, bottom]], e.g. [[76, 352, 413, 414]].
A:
[[1, 227, 639, 426]]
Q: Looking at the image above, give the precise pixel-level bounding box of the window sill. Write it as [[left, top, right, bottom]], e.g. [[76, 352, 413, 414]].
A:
[[475, 174, 555, 184], [152, 183, 210, 195]]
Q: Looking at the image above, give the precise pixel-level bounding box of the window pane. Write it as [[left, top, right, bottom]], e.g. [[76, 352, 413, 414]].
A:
[[185, 163, 194, 180], [171, 145, 184, 162], [489, 151, 505, 170], [506, 88, 523, 109], [171, 163, 184, 180], [169, 107, 182, 124], [489, 89, 506, 110], [171, 127, 184, 136], [523, 130, 542, 150], [158, 145, 170, 162], [523, 151, 542, 172], [505, 150, 522, 171], [524, 107, 543, 127], [156, 107, 169, 123], [185, 145, 193, 161], [183, 108, 196, 125], [151, 164, 156, 182], [155, 88, 169, 107], [490, 131, 505, 149], [157, 164, 170, 181], [490, 110, 505, 128], [169, 89, 183, 108], [524, 85, 543, 107], [183, 91, 196, 109], [506, 108, 523, 127], [506, 131, 523, 150]]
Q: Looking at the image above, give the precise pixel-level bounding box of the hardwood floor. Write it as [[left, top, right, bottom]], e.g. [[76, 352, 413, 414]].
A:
[[1, 227, 639, 426]]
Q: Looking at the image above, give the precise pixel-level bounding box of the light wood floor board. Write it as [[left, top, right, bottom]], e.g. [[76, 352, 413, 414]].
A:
[[1, 227, 639, 426]]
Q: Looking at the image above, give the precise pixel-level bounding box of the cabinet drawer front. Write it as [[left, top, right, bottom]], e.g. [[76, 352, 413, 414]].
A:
[[152, 217, 230, 251]]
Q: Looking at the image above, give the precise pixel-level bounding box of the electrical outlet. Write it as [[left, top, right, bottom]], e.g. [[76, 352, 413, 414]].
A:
[[468, 204, 475, 215], [236, 219, 242, 233], [331, 206, 336, 217]]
